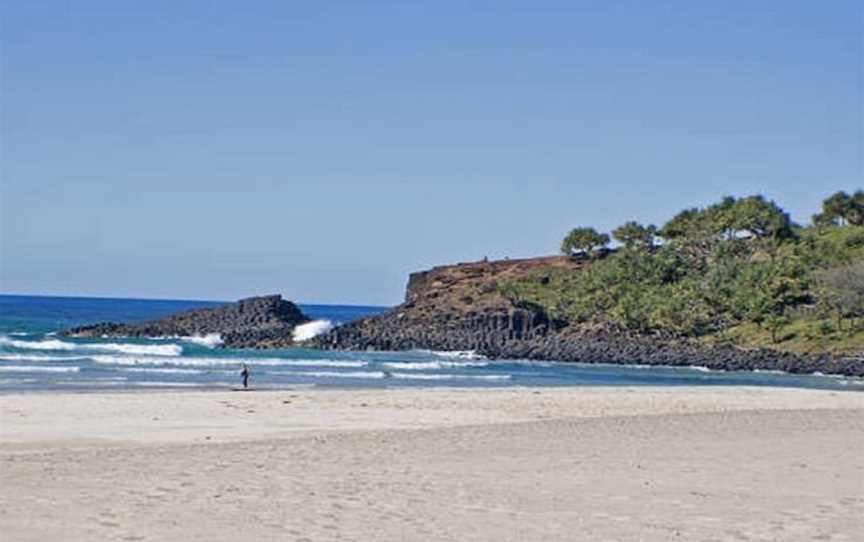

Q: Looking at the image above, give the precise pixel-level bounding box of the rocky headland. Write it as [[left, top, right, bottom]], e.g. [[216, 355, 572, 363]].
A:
[[58, 259, 864, 376], [62, 295, 310, 348], [310, 257, 864, 377]]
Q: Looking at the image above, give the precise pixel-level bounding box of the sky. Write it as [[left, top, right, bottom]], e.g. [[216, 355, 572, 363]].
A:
[[1, 1, 862, 305]]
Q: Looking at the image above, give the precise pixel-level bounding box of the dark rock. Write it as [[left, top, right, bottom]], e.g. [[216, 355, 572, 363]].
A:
[[310, 258, 864, 377], [61, 295, 310, 348]]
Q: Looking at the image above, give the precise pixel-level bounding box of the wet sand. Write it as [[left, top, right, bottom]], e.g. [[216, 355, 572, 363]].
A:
[[1, 386, 863, 541]]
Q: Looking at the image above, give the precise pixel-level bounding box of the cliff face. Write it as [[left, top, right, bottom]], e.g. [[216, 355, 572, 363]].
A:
[[312, 258, 864, 377], [62, 295, 310, 348], [312, 257, 575, 351]]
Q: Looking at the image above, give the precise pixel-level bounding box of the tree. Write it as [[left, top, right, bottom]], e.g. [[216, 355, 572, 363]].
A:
[[814, 262, 864, 330], [706, 196, 739, 239], [729, 195, 793, 241], [813, 191, 864, 227], [764, 312, 789, 344], [660, 208, 709, 240], [612, 221, 658, 251], [730, 262, 806, 330], [849, 191, 864, 226], [561, 227, 610, 259]]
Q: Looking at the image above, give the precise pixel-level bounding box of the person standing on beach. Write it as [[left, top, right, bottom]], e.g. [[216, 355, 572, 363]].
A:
[[240, 363, 250, 389]]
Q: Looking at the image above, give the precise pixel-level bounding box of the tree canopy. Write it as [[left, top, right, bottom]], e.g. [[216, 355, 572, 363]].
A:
[[507, 191, 864, 354], [813, 191, 864, 227], [612, 221, 658, 250], [560, 227, 610, 258]]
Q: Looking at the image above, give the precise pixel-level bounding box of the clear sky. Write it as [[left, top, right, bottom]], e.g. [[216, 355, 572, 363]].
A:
[[1, 1, 861, 305]]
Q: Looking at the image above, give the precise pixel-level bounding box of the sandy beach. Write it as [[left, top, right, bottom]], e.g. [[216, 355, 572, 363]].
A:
[[1, 386, 863, 541]]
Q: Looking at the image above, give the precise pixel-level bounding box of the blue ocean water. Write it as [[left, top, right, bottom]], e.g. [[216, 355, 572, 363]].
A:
[[0, 294, 861, 392]]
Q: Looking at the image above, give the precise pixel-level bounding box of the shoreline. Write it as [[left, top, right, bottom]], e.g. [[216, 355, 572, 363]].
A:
[[315, 327, 864, 377]]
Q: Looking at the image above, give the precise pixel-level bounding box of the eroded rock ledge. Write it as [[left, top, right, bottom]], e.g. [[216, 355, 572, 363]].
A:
[[61, 295, 309, 348]]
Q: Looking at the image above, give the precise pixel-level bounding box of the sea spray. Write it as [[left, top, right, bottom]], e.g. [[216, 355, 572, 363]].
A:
[[292, 320, 335, 341]]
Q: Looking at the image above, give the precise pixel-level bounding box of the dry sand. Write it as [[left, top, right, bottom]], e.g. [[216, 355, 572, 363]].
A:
[[1, 386, 863, 541]]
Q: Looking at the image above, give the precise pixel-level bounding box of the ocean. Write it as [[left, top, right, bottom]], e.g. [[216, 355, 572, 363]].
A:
[[0, 294, 861, 392]]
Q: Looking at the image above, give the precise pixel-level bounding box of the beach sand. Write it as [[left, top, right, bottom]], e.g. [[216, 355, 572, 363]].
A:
[[1, 386, 863, 541]]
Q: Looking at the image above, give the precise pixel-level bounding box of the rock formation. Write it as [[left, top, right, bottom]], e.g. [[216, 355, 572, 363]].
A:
[[62, 295, 309, 348], [311, 258, 864, 377]]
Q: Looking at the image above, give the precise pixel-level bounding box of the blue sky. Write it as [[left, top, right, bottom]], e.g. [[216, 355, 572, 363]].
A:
[[1, 1, 861, 305]]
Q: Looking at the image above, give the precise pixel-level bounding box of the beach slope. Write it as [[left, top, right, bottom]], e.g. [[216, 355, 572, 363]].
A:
[[1, 386, 862, 541]]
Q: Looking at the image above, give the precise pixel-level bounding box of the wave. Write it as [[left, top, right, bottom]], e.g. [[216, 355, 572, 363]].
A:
[[1, 337, 84, 351], [0, 353, 91, 362], [391, 372, 510, 381], [0, 365, 81, 373], [250, 359, 367, 368], [414, 349, 486, 361], [89, 355, 368, 368], [293, 320, 334, 341], [179, 334, 224, 348], [0, 336, 182, 356], [120, 367, 204, 375], [381, 361, 489, 370], [286, 370, 386, 379], [267, 370, 511, 381], [129, 381, 210, 388]]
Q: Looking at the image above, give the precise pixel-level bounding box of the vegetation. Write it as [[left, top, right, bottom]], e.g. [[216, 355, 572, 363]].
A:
[[612, 222, 658, 251], [502, 193, 864, 355], [560, 227, 610, 259], [813, 190, 864, 227]]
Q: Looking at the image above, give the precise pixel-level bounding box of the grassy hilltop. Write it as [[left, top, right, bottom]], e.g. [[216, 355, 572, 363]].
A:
[[501, 192, 864, 357]]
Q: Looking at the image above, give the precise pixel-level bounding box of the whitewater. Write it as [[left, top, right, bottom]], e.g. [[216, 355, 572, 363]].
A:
[[0, 295, 862, 392]]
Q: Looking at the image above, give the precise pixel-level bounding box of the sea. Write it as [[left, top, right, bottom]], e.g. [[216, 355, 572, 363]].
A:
[[0, 294, 861, 393]]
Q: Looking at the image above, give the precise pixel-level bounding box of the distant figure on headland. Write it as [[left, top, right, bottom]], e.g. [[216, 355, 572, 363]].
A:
[[240, 363, 250, 389]]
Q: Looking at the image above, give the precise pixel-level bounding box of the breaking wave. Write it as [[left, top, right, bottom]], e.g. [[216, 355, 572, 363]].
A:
[[0, 365, 81, 373], [0, 336, 182, 356], [271, 370, 510, 381], [0, 353, 91, 362], [120, 367, 205, 375], [391, 372, 510, 381], [284, 370, 387, 379], [381, 361, 490, 370], [415, 349, 487, 360], [89, 355, 367, 368], [292, 320, 334, 341], [179, 334, 224, 348]]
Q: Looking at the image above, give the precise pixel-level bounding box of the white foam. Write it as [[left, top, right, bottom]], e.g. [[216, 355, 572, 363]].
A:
[[266, 370, 511, 381], [687, 366, 721, 373], [0, 336, 182, 356], [391, 372, 510, 381], [417, 349, 486, 361], [179, 334, 224, 348], [0, 337, 81, 351], [120, 367, 204, 375], [89, 355, 367, 368], [381, 361, 490, 370], [0, 353, 91, 362], [292, 320, 334, 341], [253, 359, 368, 368], [0, 365, 81, 373], [290, 370, 386, 379], [130, 381, 208, 388], [86, 342, 183, 356]]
